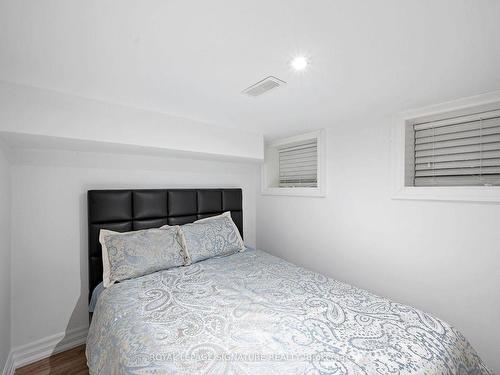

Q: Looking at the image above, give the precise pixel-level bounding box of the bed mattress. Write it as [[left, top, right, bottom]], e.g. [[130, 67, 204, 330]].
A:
[[86, 249, 491, 374]]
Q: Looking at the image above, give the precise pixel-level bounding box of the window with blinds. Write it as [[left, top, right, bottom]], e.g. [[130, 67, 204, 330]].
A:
[[278, 139, 318, 187], [413, 110, 500, 186]]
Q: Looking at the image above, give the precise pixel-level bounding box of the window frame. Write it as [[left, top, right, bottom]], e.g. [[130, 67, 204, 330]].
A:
[[391, 91, 500, 203], [261, 129, 326, 197]]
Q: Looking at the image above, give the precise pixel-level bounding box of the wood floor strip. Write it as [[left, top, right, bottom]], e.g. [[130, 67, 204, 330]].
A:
[[15, 345, 89, 375]]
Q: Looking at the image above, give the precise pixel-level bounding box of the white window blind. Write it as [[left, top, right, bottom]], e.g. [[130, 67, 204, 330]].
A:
[[413, 109, 500, 186], [278, 139, 318, 187]]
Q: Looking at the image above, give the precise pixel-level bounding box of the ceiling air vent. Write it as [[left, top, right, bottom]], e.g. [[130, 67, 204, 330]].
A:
[[242, 76, 287, 97]]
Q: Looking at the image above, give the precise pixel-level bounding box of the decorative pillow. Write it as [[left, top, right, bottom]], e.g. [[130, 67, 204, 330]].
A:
[[99, 226, 185, 287], [178, 212, 245, 264]]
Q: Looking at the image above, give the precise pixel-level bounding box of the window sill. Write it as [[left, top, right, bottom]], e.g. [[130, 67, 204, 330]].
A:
[[261, 187, 326, 197], [392, 186, 500, 203]]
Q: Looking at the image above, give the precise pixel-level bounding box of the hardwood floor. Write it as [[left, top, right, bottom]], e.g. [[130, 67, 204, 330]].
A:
[[15, 345, 88, 375]]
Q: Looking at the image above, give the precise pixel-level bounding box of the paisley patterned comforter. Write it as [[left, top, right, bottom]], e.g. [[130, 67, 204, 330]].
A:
[[86, 249, 491, 374]]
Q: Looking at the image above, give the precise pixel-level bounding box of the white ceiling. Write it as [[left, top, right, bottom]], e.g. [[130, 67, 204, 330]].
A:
[[1, 0, 500, 138]]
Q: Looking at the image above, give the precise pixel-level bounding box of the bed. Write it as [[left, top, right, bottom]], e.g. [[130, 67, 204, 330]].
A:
[[86, 189, 491, 374]]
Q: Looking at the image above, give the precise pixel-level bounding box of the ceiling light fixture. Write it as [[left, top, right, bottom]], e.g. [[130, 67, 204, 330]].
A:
[[291, 55, 308, 71]]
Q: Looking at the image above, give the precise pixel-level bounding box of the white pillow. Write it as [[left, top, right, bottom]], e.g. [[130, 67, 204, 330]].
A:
[[178, 212, 245, 264], [99, 226, 186, 287]]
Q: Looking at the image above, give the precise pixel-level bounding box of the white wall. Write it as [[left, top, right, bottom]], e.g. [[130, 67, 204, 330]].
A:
[[10, 148, 258, 349], [0, 81, 264, 161], [257, 119, 500, 373], [0, 141, 11, 370]]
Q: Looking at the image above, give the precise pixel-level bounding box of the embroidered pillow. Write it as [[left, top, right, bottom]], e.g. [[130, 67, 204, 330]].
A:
[[178, 212, 245, 264], [99, 226, 185, 287]]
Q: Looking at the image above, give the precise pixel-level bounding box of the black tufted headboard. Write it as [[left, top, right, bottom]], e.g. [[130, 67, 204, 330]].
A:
[[87, 188, 243, 300]]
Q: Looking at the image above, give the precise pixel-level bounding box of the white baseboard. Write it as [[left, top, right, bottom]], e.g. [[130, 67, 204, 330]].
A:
[[3, 326, 88, 375]]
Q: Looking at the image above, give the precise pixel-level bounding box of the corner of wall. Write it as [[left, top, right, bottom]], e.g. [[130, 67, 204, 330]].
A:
[[0, 139, 12, 374]]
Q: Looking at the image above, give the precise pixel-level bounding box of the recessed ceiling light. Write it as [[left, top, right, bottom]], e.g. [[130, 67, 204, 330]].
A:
[[291, 56, 308, 71]]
